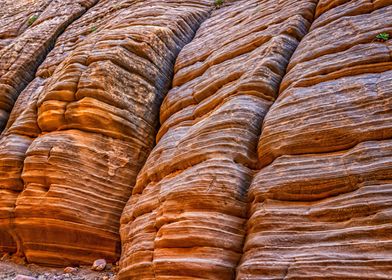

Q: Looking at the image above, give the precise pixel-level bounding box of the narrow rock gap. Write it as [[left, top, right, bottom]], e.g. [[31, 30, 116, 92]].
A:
[[131, 8, 217, 279], [140, 13, 215, 145]]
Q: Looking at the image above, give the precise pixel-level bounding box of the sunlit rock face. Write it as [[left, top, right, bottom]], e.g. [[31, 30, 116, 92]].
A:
[[119, 0, 317, 278], [0, 0, 211, 266], [0, 0, 98, 256], [238, 1, 392, 279]]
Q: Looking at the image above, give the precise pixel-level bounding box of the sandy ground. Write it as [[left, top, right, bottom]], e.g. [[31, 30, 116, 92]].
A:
[[0, 255, 117, 280]]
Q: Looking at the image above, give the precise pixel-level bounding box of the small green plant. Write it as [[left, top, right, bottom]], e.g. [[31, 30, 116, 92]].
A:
[[27, 15, 38, 26], [90, 26, 97, 33], [214, 0, 224, 8], [375, 32, 390, 42]]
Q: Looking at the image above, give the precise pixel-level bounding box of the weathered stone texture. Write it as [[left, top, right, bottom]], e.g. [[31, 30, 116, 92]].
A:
[[258, 1, 392, 167], [0, 0, 391, 278], [119, 0, 317, 278], [0, 0, 211, 266], [0, 0, 98, 131], [238, 1, 392, 279]]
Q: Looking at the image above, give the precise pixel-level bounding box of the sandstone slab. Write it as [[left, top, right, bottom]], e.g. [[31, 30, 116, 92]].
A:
[[238, 1, 392, 279], [119, 0, 318, 278], [0, 0, 211, 266]]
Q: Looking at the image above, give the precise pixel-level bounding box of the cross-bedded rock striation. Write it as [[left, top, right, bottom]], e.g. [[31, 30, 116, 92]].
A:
[[0, 0, 98, 257], [1, 0, 391, 277], [238, 1, 392, 278], [0, 0, 211, 266], [0, 0, 98, 131], [119, 0, 317, 278]]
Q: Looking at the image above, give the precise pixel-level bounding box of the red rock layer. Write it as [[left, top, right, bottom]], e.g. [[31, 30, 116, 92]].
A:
[[0, 0, 211, 266], [0, 0, 97, 257], [238, 1, 392, 279], [119, 0, 317, 278], [0, 0, 98, 131]]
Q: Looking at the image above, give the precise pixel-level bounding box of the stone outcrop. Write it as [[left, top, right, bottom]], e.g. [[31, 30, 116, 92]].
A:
[[238, 1, 392, 279], [1, 0, 98, 257], [0, 0, 98, 131], [119, 0, 317, 278], [0, 0, 211, 266], [0, 0, 391, 278]]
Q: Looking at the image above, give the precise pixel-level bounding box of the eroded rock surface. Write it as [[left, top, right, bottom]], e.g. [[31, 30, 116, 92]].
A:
[[119, 0, 317, 278], [0, 0, 391, 278], [238, 1, 392, 279], [0, 0, 211, 266], [0, 0, 98, 131], [1, 0, 98, 257]]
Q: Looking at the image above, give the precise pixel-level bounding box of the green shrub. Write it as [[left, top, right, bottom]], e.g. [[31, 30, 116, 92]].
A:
[[376, 32, 390, 42], [28, 15, 38, 26], [215, 0, 224, 8], [90, 26, 97, 33]]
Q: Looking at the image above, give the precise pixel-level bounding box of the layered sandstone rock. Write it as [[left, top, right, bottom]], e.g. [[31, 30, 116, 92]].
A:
[[119, 0, 317, 278], [0, 0, 391, 277], [238, 1, 392, 279], [0, 0, 98, 256], [0, 0, 211, 266], [0, 0, 98, 131], [0, 78, 44, 255]]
